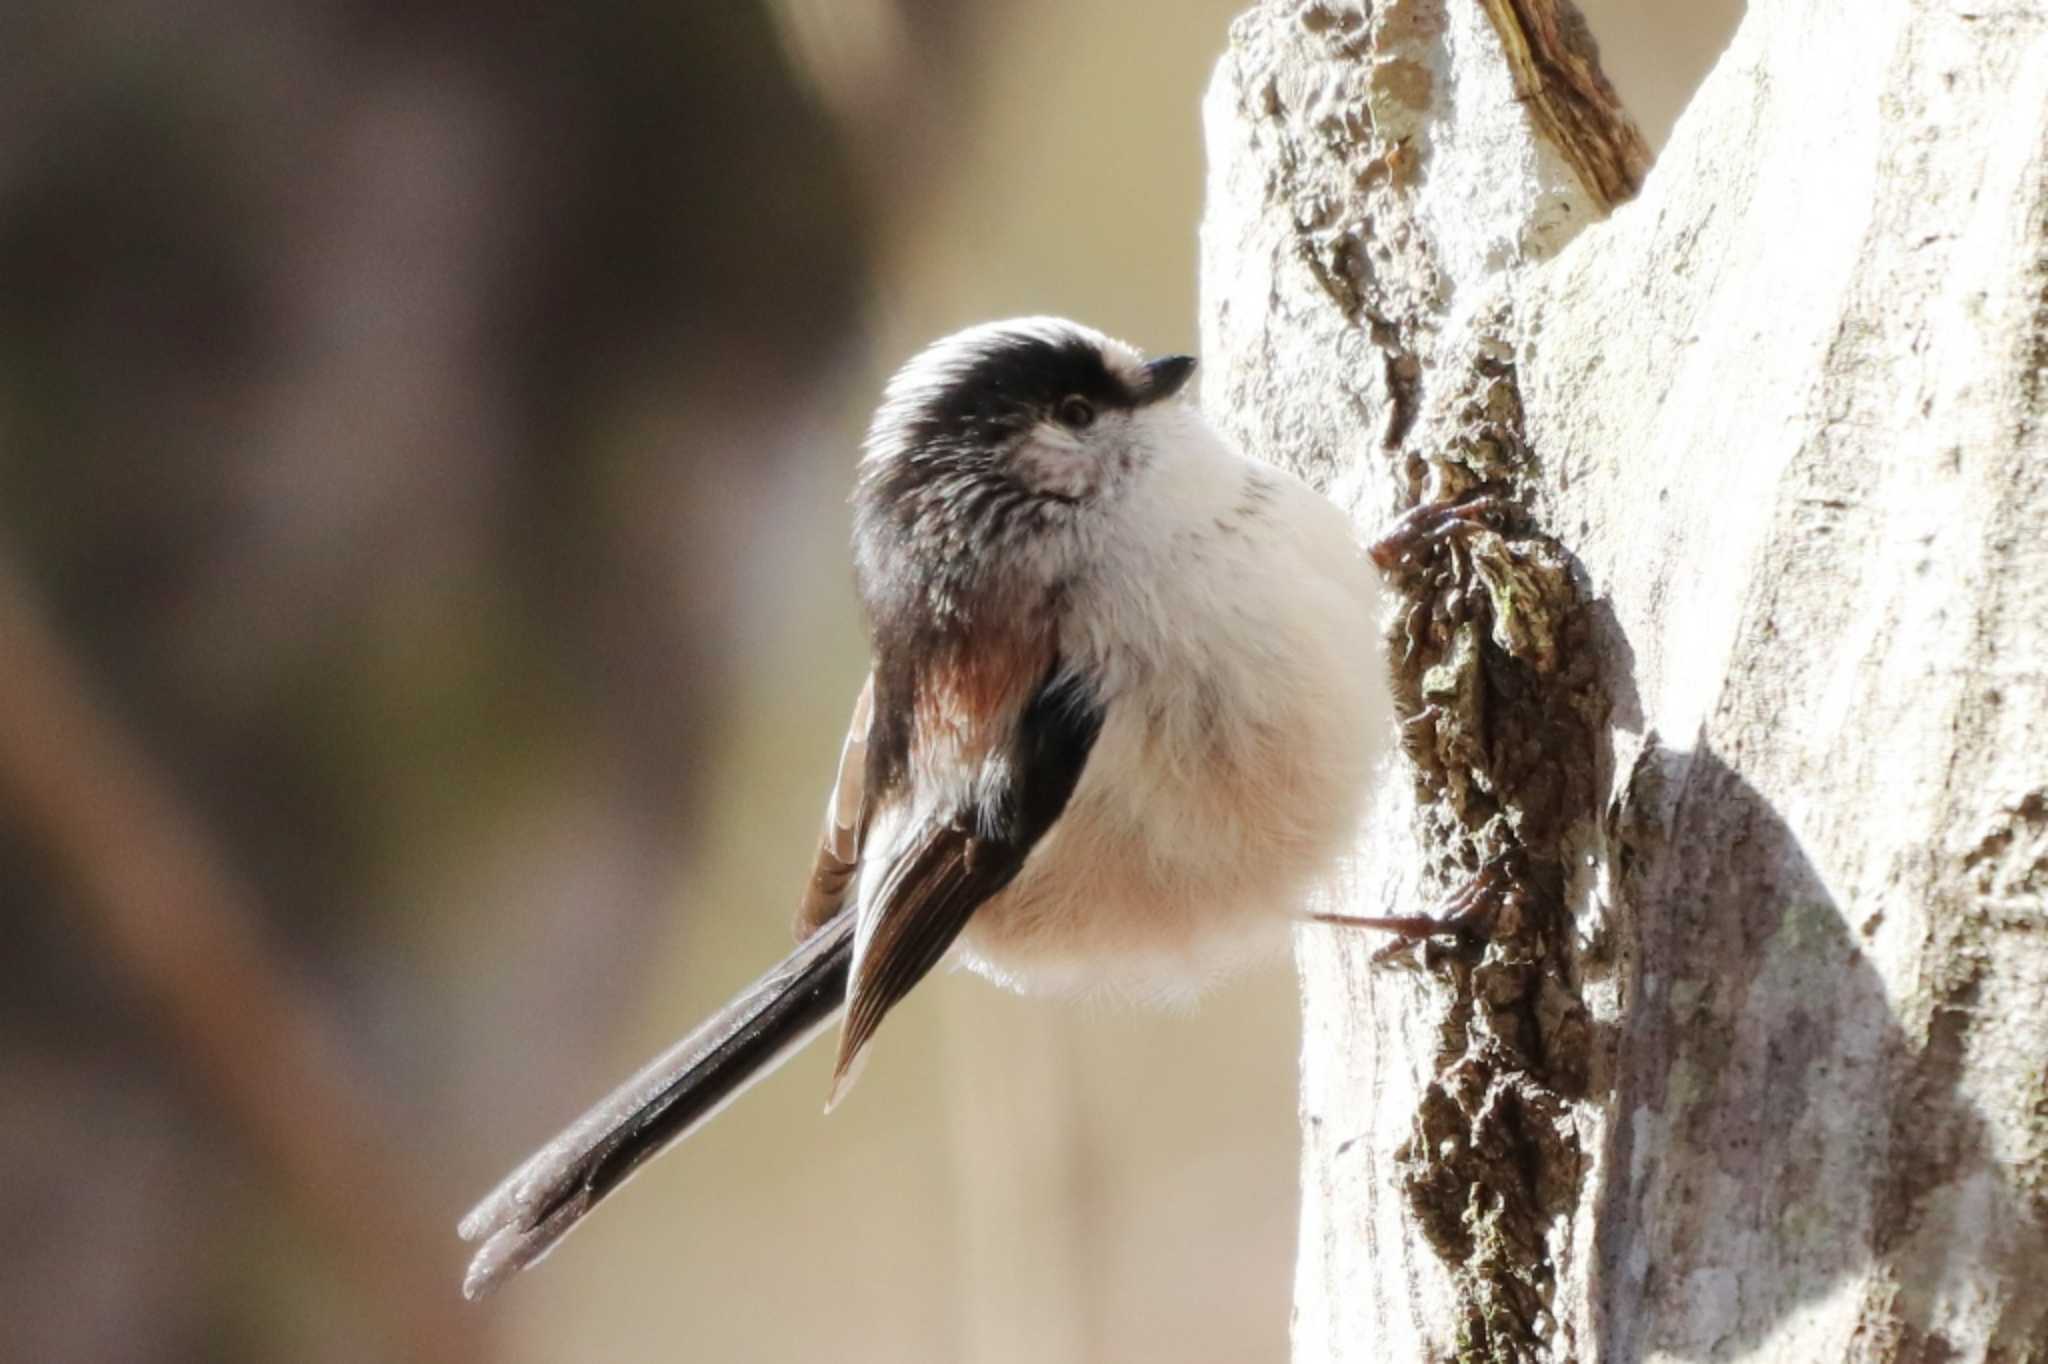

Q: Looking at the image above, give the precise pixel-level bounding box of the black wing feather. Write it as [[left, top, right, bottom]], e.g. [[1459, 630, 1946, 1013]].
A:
[[831, 667, 1103, 1091]]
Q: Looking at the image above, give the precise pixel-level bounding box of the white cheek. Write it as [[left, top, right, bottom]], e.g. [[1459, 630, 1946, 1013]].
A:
[[1011, 423, 1099, 500]]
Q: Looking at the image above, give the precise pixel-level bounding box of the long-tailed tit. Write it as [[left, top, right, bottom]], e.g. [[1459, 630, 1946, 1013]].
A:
[[459, 317, 1390, 1298]]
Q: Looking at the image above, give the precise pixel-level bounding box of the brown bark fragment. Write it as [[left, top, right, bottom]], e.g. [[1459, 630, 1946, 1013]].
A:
[[1474, 0, 1650, 209]]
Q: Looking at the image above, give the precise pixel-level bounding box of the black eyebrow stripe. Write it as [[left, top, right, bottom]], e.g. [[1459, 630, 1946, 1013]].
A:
[[907, 334, 1134, 451]]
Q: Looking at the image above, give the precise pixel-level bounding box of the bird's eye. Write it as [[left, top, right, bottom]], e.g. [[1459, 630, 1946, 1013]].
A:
[[1056, 396, 1096, 430]]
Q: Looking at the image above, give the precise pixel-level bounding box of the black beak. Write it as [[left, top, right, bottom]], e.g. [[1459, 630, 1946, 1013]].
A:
[[1140, 354, 1197, 403]]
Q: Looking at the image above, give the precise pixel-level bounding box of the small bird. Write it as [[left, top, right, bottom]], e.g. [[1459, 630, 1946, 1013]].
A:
[[459, 316, 1390, 1298]]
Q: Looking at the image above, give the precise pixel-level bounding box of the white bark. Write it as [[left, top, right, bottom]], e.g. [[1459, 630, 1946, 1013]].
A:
[[1200, 1, 2048, 1361]]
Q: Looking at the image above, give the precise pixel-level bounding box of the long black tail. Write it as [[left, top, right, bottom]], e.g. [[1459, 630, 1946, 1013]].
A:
[[458, 910, 854, 1298]]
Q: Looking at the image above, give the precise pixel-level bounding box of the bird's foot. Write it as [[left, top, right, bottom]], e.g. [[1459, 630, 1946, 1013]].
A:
[[1314, 854, 1520, 963], [1368, 485, 1510, 573]]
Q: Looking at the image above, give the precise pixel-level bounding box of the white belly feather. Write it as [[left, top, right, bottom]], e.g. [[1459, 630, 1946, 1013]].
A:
[[956, 465, 1385, 998]]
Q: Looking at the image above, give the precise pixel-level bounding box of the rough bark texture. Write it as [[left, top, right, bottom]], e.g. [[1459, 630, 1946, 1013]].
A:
[[1199, 1, 2048, 1361]]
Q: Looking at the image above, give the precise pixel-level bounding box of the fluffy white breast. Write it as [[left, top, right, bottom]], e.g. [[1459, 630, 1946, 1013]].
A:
[[956, 406, 1387, 997]]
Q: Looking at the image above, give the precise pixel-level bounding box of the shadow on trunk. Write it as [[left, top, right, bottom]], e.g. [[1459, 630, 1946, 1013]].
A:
[[1599, 742, 2048, 1359]]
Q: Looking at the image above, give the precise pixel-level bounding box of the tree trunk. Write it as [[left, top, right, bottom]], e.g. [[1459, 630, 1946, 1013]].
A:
[[1198, 1, 2048, 1360]]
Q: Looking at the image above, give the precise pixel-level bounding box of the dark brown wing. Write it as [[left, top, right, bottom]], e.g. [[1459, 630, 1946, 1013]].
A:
[[793, 674, 873, 941], [829, 667, 1103, 1101]]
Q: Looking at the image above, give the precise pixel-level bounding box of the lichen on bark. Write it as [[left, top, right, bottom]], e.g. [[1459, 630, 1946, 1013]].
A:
[[1370, 350, 1610, 1362]]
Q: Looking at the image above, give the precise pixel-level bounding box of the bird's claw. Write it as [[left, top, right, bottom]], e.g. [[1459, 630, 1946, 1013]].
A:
[[1369, 485, 1510, 573], [1313, 854, 1520, 963]]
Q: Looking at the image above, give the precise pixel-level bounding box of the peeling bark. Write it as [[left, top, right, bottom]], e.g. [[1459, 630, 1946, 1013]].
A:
[[1474, 0, 1648, 211], [1200, 1, 2048, 1361]]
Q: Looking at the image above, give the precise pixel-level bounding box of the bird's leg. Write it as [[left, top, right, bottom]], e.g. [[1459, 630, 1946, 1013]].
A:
[[1313, 854, 1520, 960]]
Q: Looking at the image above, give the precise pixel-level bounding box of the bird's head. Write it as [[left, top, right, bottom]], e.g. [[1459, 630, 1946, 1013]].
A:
[[854, 318, 1198, 587]]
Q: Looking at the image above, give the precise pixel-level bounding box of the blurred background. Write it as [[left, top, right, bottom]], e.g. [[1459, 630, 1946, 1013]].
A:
[[0, 2, 1736, 1361]]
